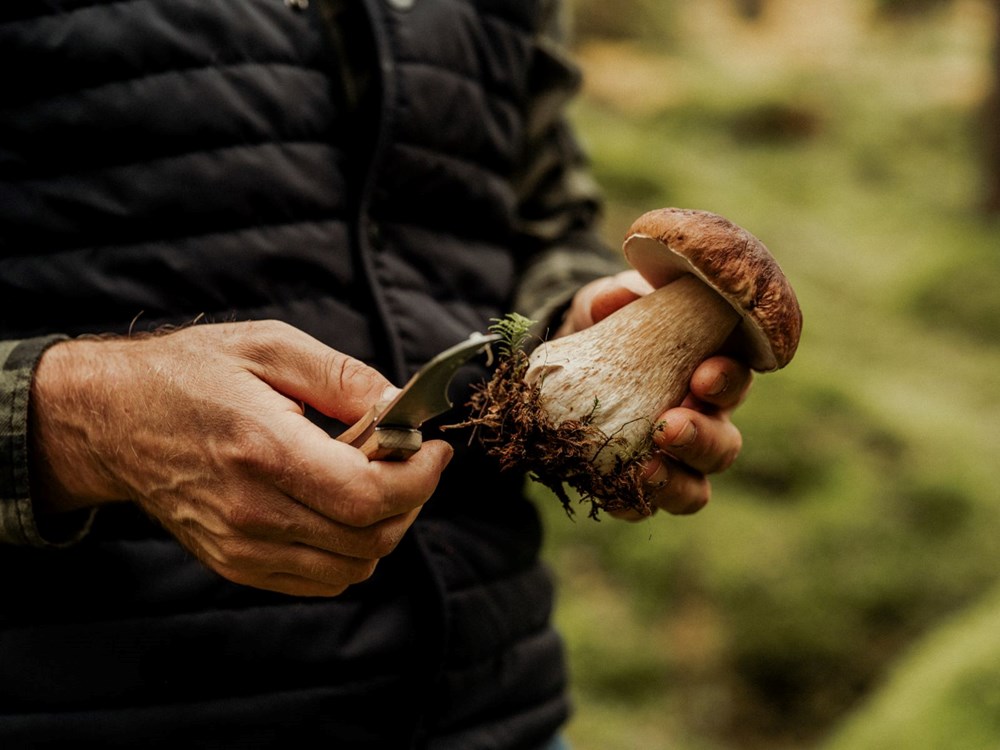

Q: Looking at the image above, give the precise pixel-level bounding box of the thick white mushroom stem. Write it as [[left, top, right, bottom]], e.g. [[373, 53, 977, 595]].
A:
[[524, 273, 740, 468]]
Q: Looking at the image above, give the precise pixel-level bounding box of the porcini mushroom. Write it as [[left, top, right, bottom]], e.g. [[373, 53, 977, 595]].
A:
[[456, 208, 803, 518]]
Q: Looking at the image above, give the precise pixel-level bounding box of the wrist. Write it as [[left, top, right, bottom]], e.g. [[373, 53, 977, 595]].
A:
[[29, 338, 130, 514]]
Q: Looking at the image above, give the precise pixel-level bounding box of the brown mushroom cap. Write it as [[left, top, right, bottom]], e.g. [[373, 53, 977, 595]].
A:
[[623, 207, 803, 371]]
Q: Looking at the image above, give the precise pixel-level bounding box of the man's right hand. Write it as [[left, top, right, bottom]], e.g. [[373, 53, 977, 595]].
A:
[[28, 320, 454, 597]]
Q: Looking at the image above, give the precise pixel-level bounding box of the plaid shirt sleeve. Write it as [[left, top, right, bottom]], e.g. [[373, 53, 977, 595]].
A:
[[511, 0, 628, 334], [1, 336, 96, 547]]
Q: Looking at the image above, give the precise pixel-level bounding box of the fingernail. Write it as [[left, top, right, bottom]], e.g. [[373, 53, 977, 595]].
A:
[[378, 385, 401, 410], [707, 373, 728, 397], [643, 459, 670, 488], [670, 420, 697, 449]]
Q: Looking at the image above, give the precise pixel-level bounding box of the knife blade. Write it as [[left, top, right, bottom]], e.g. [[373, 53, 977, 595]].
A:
[[336, 332, 500, 460]]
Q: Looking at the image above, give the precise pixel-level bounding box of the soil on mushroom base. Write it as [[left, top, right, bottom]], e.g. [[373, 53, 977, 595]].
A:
[[447, 353, 658, 519]]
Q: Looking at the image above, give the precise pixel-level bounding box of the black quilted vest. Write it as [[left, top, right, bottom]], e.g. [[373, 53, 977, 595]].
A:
[[0, 1, 568, 747]]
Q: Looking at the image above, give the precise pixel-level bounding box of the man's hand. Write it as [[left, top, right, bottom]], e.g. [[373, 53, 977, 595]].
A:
[[557, 270, 752, 519], [29, 321, 453, 597]]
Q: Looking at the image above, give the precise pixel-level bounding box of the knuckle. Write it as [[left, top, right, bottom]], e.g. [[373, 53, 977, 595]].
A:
[[319, 582, 350, 597], [367, 523, 405, 558], [281, 518, 313, 541], [327, 352, 375, 395], [221, 503, 253, 531], [711, 430, 743, 474], [337, 473, 388, 527], [353, 558, 379, 583], [233, 319, 291, 363], [715, 447, 740, 473], [651, 466, 711, 516], [215, 534, 259, 566], [340, 489, 382, 528], [248, 318, 293, 343], [228, 431, 298, 494], [213, 559, 256, 588], [680, 484, 712, 515], [221, 499, 270, 535], [320, 556, 377, 586]]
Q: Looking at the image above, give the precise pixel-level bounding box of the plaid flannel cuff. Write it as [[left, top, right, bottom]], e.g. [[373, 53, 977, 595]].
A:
[[1, 335, 95, 547]]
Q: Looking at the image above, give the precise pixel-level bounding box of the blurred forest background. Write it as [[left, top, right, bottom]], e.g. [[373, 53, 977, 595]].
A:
[[535, 0, 1000, 748]]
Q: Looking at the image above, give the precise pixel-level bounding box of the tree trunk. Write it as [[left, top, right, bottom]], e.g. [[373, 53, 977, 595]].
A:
[[983, 0, 1000, 214], [733, 0, 765, 20]]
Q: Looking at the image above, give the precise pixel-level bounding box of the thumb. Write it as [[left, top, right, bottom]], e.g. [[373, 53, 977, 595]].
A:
[[591, 285, 642, 324], [241, 322, 393, 424], [590, 270, 653, 324]]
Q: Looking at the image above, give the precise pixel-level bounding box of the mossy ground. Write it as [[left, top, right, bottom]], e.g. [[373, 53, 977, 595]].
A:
[[536, 1, 1000, 748]]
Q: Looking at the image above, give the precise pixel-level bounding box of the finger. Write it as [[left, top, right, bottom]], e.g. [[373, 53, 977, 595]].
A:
[[222, 540, 380, 596], [290, 506, 421, 560], [167, 517, 377, 596], [590, 270, 654, 323], [336, 439, 454, 525], [688, 356, 753, 410], [258, 575, 354, 598], [653, 408, 743, 476], [559, 271, 655, 336], [643, 456, 711, 515], [234, 320, 394, 424], [260, 573, 361, 598], [559, 277, 611, 334], [203, 483, 422, 560], [264, 543, 379, 589], [277, 420, 454, 525], [607, 506, 657, 522], [590, 286, 642, 325], [169, 489, 419, 594]]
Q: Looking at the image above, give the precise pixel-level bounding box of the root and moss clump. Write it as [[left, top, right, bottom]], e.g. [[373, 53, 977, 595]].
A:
[[449, 315, 658, 519]]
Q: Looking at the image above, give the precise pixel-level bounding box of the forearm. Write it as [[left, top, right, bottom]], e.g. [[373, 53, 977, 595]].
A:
[[511, 0, 626, 332]]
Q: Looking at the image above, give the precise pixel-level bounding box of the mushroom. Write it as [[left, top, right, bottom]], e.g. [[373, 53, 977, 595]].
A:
[[458, 207, 803, 517]]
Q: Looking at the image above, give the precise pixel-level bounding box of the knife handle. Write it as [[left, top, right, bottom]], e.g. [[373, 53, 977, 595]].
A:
[[337, 407, 423, 461], [359, 428, 422, 461]]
